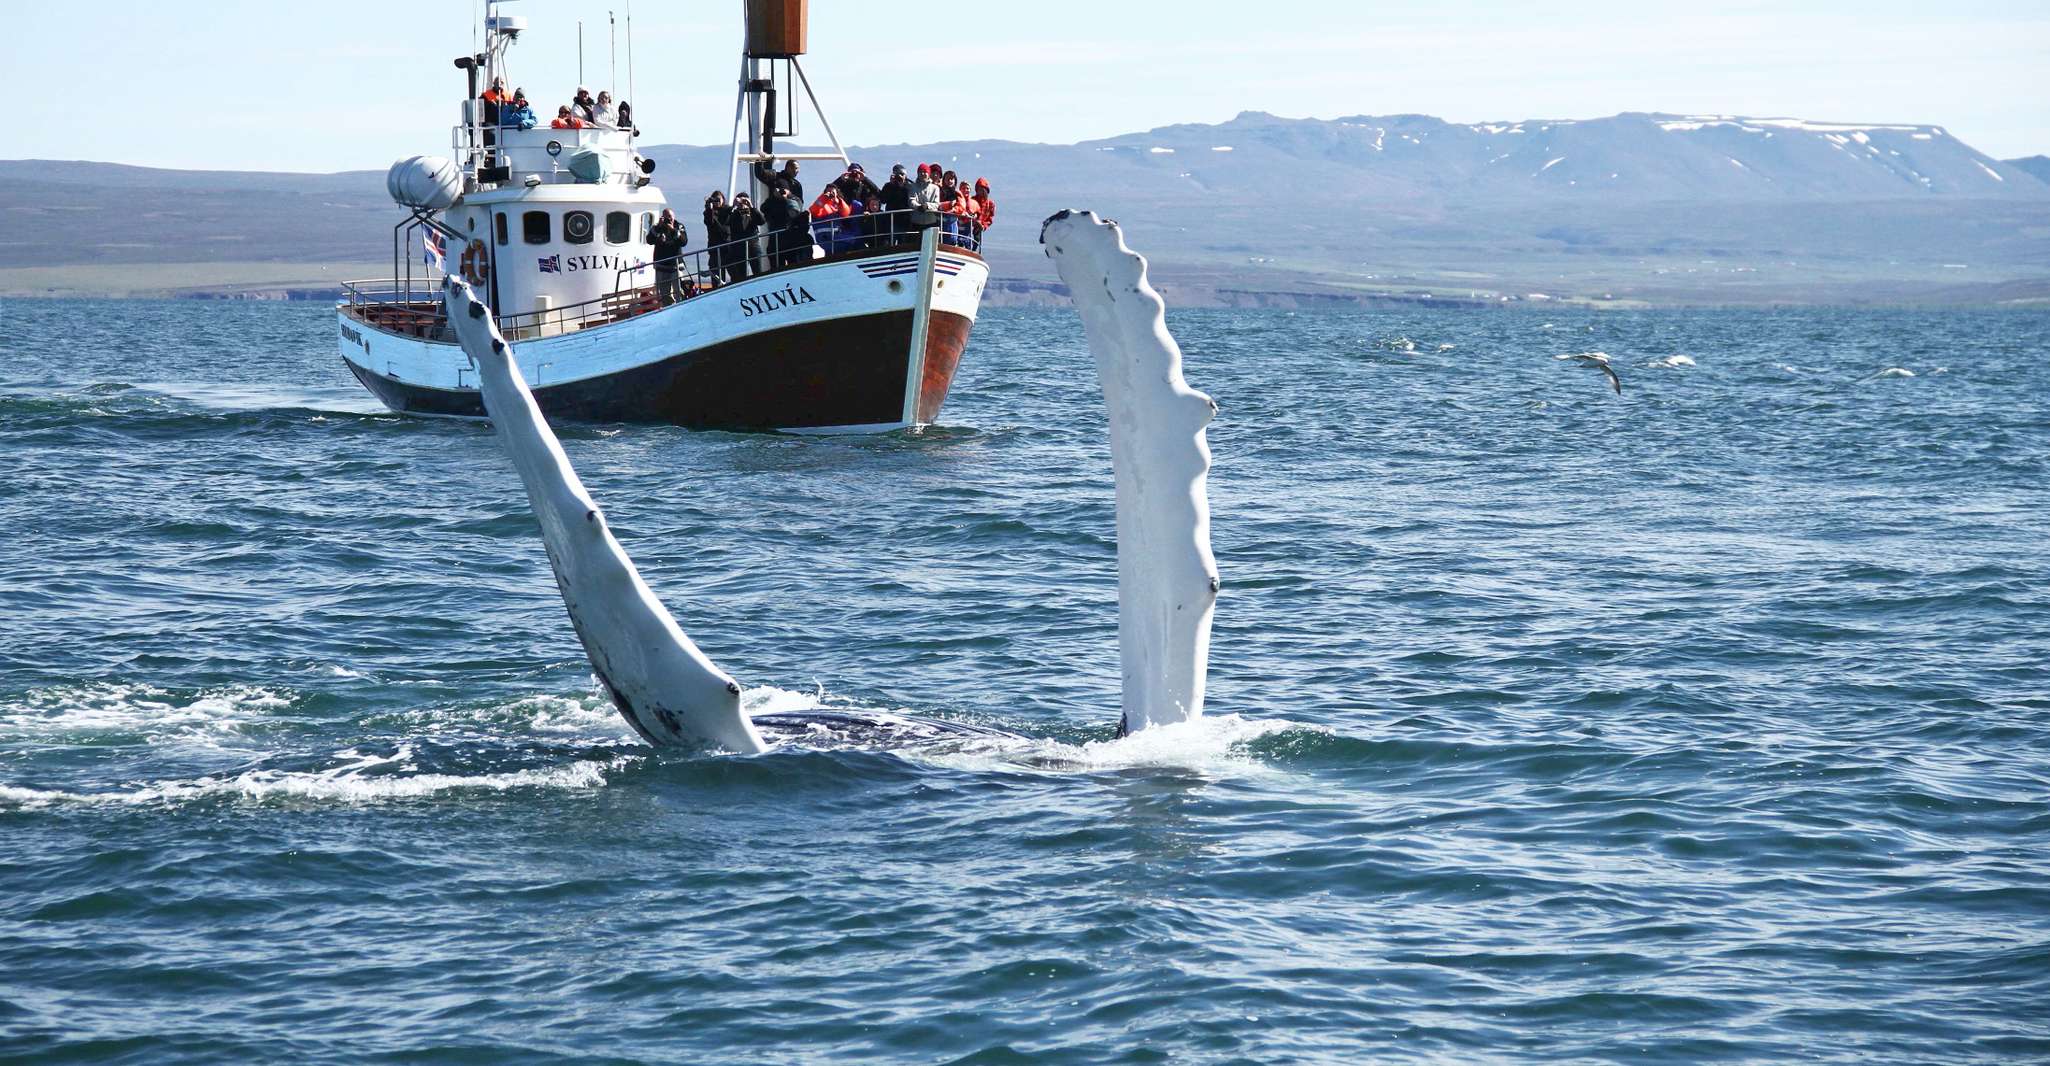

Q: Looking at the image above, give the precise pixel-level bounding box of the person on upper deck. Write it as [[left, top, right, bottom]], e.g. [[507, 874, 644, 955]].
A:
[[616, 100, 640, 137], [501, 89, 537, 130], [481, 77, 509, 123], [588, 91, 618, 130], [754, 160, 803, 206], [573, 87, 596, 123], [645, 208, 690, 305], [551, 105, 586, 130]]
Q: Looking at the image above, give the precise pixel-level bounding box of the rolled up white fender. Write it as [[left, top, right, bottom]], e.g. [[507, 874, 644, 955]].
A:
[[439, 274, 767, 753], [1040, 210, 1220, 734]]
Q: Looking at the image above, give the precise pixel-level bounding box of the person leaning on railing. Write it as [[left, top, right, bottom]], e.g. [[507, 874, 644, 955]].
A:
[[952, 184, 980, 249], [911, 165, 942, 239], [646, 209, 690, 305], [775, 185, 815, 267], [500, 89, 537, 131], [855, 193, 886, 250], [588, 91, 618, 130], [810, 186, 852, 255], [880, 165, 914, 244], [831, 163, 882, 209]]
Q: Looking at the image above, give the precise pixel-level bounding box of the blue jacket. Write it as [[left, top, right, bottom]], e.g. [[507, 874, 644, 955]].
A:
[[501, 103, 537, 130]]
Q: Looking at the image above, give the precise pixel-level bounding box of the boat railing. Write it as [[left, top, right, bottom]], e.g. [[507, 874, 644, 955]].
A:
[[451, 123, 642, 186], [610, 207, 982, 300], [341, 209, 982, 343]]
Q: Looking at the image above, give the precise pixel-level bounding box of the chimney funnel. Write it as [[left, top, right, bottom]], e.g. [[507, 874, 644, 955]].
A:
[[745, 0, 807, 57]]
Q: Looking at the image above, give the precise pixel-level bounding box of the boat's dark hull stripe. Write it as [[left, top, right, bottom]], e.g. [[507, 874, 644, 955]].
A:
[[346, 309, 976, 430]]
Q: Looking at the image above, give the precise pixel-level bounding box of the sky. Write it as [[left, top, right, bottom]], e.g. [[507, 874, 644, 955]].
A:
[[4, 0, 2046, 172]]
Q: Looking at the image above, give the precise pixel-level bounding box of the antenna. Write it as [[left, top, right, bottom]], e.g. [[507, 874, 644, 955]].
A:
[[578, 20, 584, 85], [625, 1, 635, 108], [609, 11, 617, 92]]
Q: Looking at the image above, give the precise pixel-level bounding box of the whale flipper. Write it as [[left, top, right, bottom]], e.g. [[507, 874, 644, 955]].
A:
[[440, 276, 767, 753], [1040, 211, 1220, 734]]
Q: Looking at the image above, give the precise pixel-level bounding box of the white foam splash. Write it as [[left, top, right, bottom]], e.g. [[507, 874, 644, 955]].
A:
[[0, 682, 288, 749], [0, 749, 626, 809], [910, 713, 1314, 779], [1649, 355, 1697, 368], [1875, 367, 1916, 378]]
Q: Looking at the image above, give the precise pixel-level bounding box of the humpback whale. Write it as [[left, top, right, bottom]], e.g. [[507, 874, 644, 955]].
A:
[[439, 209, 1217, 748]]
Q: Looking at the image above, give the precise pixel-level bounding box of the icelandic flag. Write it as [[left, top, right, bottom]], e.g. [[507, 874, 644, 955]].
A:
[[538, 255, 562, 273], [422, 230, 446, 269]]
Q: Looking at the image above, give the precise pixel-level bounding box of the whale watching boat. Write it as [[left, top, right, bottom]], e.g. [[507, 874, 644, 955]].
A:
[[339, 0, 987, 432]]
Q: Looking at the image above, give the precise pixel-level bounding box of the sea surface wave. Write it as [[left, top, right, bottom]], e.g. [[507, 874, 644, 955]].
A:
[[1, 299, 2046, 1063]]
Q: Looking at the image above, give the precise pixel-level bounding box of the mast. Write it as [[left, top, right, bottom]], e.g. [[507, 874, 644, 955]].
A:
[[727, 0, 848, 200]]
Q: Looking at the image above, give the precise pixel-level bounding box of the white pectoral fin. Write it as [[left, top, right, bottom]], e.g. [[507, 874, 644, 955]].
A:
[[440, 276, 767, 753], [1040, 211, 1220, 734]]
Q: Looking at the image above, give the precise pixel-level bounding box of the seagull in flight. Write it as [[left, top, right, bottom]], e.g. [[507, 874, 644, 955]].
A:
[[1564, 351, 1622, 394]]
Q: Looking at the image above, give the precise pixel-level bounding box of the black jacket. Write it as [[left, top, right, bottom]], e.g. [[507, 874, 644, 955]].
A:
[[880, 177, 913, 212], [702, 205, 732, 246], [645, 219, 689, 268], [753, 161, 802, 205], [727, 205, 763, 241], [833, 172, 882, 205]]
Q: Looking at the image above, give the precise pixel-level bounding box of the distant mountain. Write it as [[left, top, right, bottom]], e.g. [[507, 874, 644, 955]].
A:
[[5, 112, 2048, 304], [2007, 155, 2050, 185]]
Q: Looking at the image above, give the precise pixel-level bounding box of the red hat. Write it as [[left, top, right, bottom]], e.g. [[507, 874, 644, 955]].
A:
[[916, 163, 931, 175], [974, 177, 990, 191]]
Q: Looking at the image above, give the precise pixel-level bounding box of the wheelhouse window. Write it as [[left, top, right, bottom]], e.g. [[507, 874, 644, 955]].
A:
[[605, 211, 631, 245], [494, 212, 508, 246], [641, 212, 654, 240], [564, 210, 595, 245], [522, 211, 551, 244]]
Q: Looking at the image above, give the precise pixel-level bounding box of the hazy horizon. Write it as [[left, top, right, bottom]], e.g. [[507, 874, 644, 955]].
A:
[[5, 1, 2045, 173]]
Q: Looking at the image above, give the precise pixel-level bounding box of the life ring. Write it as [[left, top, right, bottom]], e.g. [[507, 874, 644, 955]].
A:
[[458, 239, 488, 285]]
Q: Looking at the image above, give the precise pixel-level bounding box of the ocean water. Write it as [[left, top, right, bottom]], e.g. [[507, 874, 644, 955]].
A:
[[1, 297, 2046, 1064]]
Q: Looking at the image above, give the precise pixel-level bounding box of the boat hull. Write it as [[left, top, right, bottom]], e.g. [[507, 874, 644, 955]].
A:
[[339, 243, 986, 433]]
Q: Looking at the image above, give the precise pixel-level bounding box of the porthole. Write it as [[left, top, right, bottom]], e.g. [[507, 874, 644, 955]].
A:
[[606, 211, 631, 244], [564, 210, 595, 245], [887, 279, 903, 293]]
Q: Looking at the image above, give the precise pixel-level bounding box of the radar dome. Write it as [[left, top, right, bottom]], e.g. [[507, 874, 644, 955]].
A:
[[386, 156, 462, 210]]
